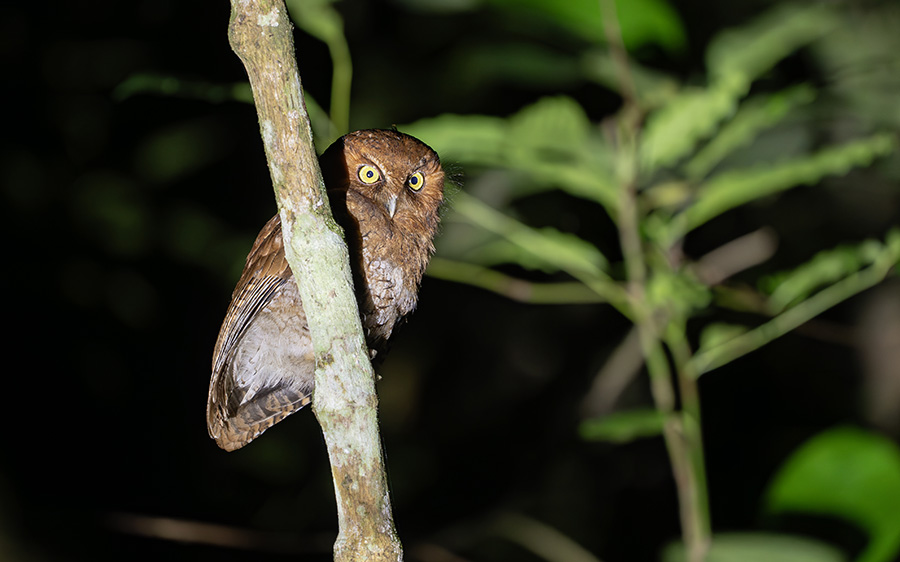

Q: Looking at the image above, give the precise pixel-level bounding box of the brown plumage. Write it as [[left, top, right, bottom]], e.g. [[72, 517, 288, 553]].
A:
[[207, 129, 444, 451]]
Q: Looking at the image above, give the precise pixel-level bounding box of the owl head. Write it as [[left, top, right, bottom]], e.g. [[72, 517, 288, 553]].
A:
[[320, 129, 444, 238]]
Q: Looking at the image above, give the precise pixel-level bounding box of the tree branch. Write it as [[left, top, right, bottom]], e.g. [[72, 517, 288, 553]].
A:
[[227, 2, 402, 560]]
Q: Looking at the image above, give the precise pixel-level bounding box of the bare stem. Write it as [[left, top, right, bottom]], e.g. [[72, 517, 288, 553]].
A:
[[600, 2, 712, 555], [619, 158, 710, 561], [227, 2, 401, 560], [636, 325, 706, 562], [667, 326, 712, 561], [598, 0, 638, 108]]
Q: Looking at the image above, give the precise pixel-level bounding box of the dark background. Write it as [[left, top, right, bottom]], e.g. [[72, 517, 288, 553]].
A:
[[2, 1, 898, 561]]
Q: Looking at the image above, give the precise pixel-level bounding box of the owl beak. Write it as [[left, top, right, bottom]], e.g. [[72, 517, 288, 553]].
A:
[[385, 194, 398, 219]]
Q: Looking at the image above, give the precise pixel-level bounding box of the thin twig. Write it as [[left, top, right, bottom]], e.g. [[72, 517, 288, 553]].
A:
[[492, 512, 605, 562], [665, 325, 712, 559], [107, 512, 330, 554], [598, 0, 638, 109], [580, 326, 644, 417], [692, 251, 899, 376], [427, 257, 608, 304]]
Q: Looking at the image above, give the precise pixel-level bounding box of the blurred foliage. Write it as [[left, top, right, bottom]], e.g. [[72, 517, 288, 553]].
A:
[[761, 233, 900, 314], [413, 2, 898, 357], [285, 0, 349, 139], [765, 427, 900, 562], [114, 74, 254, 105], [402, 1, 899, 560], [661, 532, 846, 562], [487, 0, 686, 52], [579, 408, 664, 443]]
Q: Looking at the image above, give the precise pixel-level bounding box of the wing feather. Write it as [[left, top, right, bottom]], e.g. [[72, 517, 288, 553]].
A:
[[207, 215, 314, 451], [211, 215, 291, 375]]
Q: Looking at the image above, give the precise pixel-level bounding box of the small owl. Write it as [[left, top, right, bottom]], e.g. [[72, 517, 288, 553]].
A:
[[207, 129, 444, 451]]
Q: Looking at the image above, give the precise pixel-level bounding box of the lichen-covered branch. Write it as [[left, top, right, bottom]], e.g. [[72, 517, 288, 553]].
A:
[[226, 1, 402, 560]]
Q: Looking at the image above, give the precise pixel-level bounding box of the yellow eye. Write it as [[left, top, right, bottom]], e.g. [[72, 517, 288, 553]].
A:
[[407, 171, 425, 191], [358, 165, 380, 184]]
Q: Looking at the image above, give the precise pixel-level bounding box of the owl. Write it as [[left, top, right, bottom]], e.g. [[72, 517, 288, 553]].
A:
[[207, 129, 444, 451]]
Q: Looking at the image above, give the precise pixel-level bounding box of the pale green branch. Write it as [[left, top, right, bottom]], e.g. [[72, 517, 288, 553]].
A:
[[452, 192, 631, 315], [426, 257, 606, 304], [227, 1, 400, 560], [691, 239, 899, 376]]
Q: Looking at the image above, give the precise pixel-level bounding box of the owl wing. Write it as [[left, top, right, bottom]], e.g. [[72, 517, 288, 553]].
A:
[[211, 215, 291, 375], [207, 214, 313, 451]]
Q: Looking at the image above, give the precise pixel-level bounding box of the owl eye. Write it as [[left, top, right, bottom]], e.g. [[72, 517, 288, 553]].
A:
[[407, 171, 425, 192], [358, 165, 381, 184]]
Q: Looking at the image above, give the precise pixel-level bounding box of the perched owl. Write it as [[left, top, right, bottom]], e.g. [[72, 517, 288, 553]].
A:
[[207, 129, 444, 451]]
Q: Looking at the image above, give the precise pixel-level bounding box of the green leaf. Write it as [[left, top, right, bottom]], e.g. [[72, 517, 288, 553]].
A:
[[678, 133, 896, 236], [765, 426, 900, 562], [113, 73, 253, 104], [402, 114, 508, 167], [639, 83, 741, 172], [487, 0, 686, 52], [645, 269, 712, 316], [684, 85, 817, 180], [698, 323, 749, 354], [505, 97, 617, 208], [508, 96, 592, 163], [690, 229, 900, 377], [133, 118, 234, 184], [526, 162, 618, 211], [113, 74, 334, 144], [706, 4, 839, 92], [888, 228, 900, 260], [285, 0, 344, 44], [465, 230, 607, 275], [761, 239, 885, 313], [581, 49, 680, 109], [662, 532, 845, 562], [452, 193, 609, 277], [810, 9, 900, 131], [640, 4, 839, 174], [449, 42, 583, 91], [579, 409, 664, 443], [406, 98, 617, 209], [72, 172, 149, 257], [612, 0, 686, 53]]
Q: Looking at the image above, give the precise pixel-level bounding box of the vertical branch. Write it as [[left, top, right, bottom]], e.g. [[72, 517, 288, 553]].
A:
[[598, 1, 711, 560], [226, 2, 402, 561], [667, 326, 712, 562], [598, 0, 638, 110]]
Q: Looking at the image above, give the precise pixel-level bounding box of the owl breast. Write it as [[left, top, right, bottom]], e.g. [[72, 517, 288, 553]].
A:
[[359, 251, 416, 345], [340, 183, 435, 349]]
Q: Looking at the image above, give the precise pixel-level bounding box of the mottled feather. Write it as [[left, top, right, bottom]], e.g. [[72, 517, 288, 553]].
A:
[[207, 130, 444, 451]]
